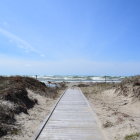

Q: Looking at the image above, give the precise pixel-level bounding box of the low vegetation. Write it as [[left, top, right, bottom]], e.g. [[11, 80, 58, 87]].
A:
[[115, 75, 140, 100], [103, 121, 114, 128], [80, 76, 140, 140], [79, 82, 115, 95], [124, 132, 140, 140], [79, 76, 140, 101], [0, 76, 66, 138]]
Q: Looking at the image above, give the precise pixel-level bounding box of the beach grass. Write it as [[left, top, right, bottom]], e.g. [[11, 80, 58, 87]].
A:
[[125, 132, 140, 140]]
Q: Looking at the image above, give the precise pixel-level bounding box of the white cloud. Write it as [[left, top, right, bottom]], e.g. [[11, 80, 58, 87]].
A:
[[0, 55, 139, 76], [0, 27, 45, 56]]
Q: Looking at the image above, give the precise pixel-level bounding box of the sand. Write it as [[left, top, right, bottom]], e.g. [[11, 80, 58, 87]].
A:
[[1, 81, 140, 140], [2, 89, 63, 140], [81, 86, 140, 140]]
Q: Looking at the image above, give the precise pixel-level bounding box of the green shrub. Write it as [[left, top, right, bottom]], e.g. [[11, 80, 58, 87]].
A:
[[125, 132, 140, 140]]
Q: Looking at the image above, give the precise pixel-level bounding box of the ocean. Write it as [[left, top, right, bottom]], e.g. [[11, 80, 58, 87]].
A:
[[31, 75, 124, 85]]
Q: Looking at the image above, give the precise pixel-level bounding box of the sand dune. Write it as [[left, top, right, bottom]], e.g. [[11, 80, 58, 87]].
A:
[[80, 77, 140, 140]]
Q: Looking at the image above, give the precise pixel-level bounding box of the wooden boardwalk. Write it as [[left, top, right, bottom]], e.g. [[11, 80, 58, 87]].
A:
[[36, 88, 104, 140]]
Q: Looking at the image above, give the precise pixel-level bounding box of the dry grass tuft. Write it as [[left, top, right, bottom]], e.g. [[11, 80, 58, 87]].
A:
[[124, 132, 140, 140], [0, 76, 66, 138]]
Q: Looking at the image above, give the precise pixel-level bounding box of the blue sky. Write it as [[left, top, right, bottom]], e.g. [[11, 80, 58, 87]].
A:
[[0, 0, 140, 76]]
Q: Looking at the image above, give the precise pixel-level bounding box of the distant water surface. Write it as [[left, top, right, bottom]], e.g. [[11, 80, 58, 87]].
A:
[[31, 75, 124, 85]]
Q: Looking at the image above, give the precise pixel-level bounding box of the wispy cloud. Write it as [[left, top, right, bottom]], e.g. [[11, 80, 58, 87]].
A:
[[0, 27, 45, 57], [0, 55, 139, 75]]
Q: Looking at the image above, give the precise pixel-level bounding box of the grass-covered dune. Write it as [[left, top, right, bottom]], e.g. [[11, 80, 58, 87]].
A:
[[116, 75, 140, 100], [78, 75, 140, 101], [0, 76, 66, 138], [79, 76, 140, 140]]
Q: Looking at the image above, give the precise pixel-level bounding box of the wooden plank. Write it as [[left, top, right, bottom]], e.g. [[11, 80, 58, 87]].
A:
[[37, 88, 104, 140]]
